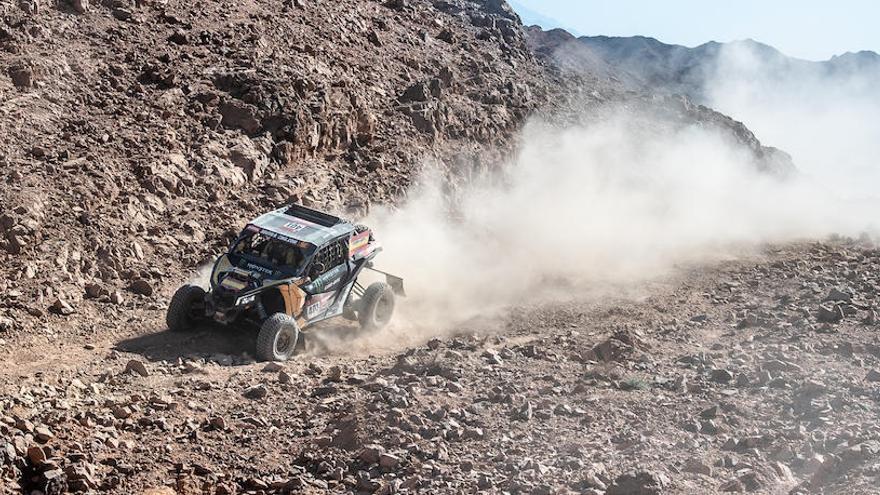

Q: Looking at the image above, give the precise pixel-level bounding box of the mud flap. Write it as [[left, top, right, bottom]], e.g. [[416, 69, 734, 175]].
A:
[[385, 273, 406, 297], [366, 266, 406, 297]]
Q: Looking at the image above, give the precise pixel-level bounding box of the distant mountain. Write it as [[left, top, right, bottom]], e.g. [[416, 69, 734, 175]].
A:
[[524, 28, 880, 103]]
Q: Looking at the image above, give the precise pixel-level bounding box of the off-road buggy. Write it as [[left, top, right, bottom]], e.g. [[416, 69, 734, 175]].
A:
[[166, 204, 404, 361]]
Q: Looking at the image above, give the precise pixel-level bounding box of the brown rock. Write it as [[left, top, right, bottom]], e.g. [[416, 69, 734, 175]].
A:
[[70, 0, 88, 13], [84, 283, 104, 298], [142, 488, 176, 495], [683, 458, 713, 476], [262, 362, 284, 372], [34, 426, 54, 443], [607, 470, 669, 495], [379, 453, 400, 470], [243, 385, 268, 399], [27, 445, 47, 464], [110, 290, 125, 305], [710, 369, 734, 383], [8, 66, 35, 88], [49, 298, 75, 315], [219, 100, 262, 134], [360, 444, 384, 464], [816, 304, 844, 323], [209, 416, 228, 430], [125, 359, 149, 377], [229, 139, 269, 181], [129, 279, 153, 296]]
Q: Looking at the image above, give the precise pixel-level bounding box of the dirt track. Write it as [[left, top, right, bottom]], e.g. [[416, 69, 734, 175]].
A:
[[2, 240, 879, 494]]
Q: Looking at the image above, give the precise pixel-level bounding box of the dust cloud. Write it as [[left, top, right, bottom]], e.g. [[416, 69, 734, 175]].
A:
[[707, 42, 880, 201], [189, 262, 215, 289], [367, 107, 878, 330]]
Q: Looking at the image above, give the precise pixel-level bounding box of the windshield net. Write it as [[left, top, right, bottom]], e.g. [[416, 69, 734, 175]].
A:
[[232, 232, 308, 273]]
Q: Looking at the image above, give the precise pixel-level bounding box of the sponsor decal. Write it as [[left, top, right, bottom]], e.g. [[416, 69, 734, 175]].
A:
[[246, 263, 274, 275], [305, 292, 334, 319], [281, 221, 308, 233], [308, 264, 346, 293], [257, 229, 297, 245], [349, 231, 370, 257]]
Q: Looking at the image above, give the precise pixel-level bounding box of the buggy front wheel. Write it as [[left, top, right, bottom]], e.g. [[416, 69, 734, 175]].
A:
[[166, 284, 206, 332]]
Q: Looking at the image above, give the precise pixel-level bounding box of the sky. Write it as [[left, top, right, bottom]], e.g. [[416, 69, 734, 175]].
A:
[[509, 0, 879, 61]]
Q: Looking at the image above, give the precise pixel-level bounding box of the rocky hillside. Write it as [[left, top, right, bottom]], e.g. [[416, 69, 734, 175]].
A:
[[0, 0, 551, 341]]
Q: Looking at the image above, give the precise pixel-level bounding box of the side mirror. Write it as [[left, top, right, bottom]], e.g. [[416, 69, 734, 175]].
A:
[[310, 262, 326, 277]]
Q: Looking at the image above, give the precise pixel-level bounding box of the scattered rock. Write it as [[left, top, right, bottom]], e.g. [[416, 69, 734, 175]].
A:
[[34, 426, 54, 443], [359, 444, 384, 464], [125, 359, 150, 377], [278, 371, 292, 384], [8, 65, 35, 88], [262, 362, 284, 372], [607, 470, 669, 495], [816, 304, 844, 323], [243, 385, 268, 400], [49, 298, 75, 315], [209, 416, 228, 430], [824, 288, 852, 303], [378, 453, 400, 470], [27, 445, 47, 464], [710, 369, 734, 383], [129, 279, 154, 296], [683, 458, 712, 476], [70, 0, 88, 13], [219, 100, 262, 134]]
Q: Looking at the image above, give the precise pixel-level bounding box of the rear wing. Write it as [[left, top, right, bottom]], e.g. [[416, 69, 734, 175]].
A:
[[365, 265, 406, 297]]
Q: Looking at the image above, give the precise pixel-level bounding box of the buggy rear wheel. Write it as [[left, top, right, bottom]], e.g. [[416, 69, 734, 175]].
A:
[[166, 284, 206, 332], [256, 313, 301, 362], [358, 282, 395, 332]]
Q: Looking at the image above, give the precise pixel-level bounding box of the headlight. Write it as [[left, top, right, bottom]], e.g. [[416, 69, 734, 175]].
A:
[[236, 294, 256, 306]]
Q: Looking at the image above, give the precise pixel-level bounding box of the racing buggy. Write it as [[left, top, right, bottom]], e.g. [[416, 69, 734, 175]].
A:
[[166, 204, 405, 361]]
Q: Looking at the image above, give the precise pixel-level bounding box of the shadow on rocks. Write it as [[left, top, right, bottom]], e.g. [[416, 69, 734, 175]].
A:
[[113, 323, 258, 364]]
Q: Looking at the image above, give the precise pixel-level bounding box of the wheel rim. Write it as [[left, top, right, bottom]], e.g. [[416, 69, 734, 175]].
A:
[[374, 294, 392, 324], [187, 298, 204, 321], [274, 327, 295, 356]]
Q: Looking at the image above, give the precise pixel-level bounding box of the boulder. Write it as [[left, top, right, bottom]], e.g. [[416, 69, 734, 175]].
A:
[[229, 138, 270, 181], [129, 279, 153, 296], [816, 304, 844, 323], [125, 359, 149, 377], [219, 100, 262, 134], [49, 298, 75, 315], [607, 470, 669, 495], [69, 0, 88, 13], [7, 65, 34, 88], [243, 385, 268, 399]]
